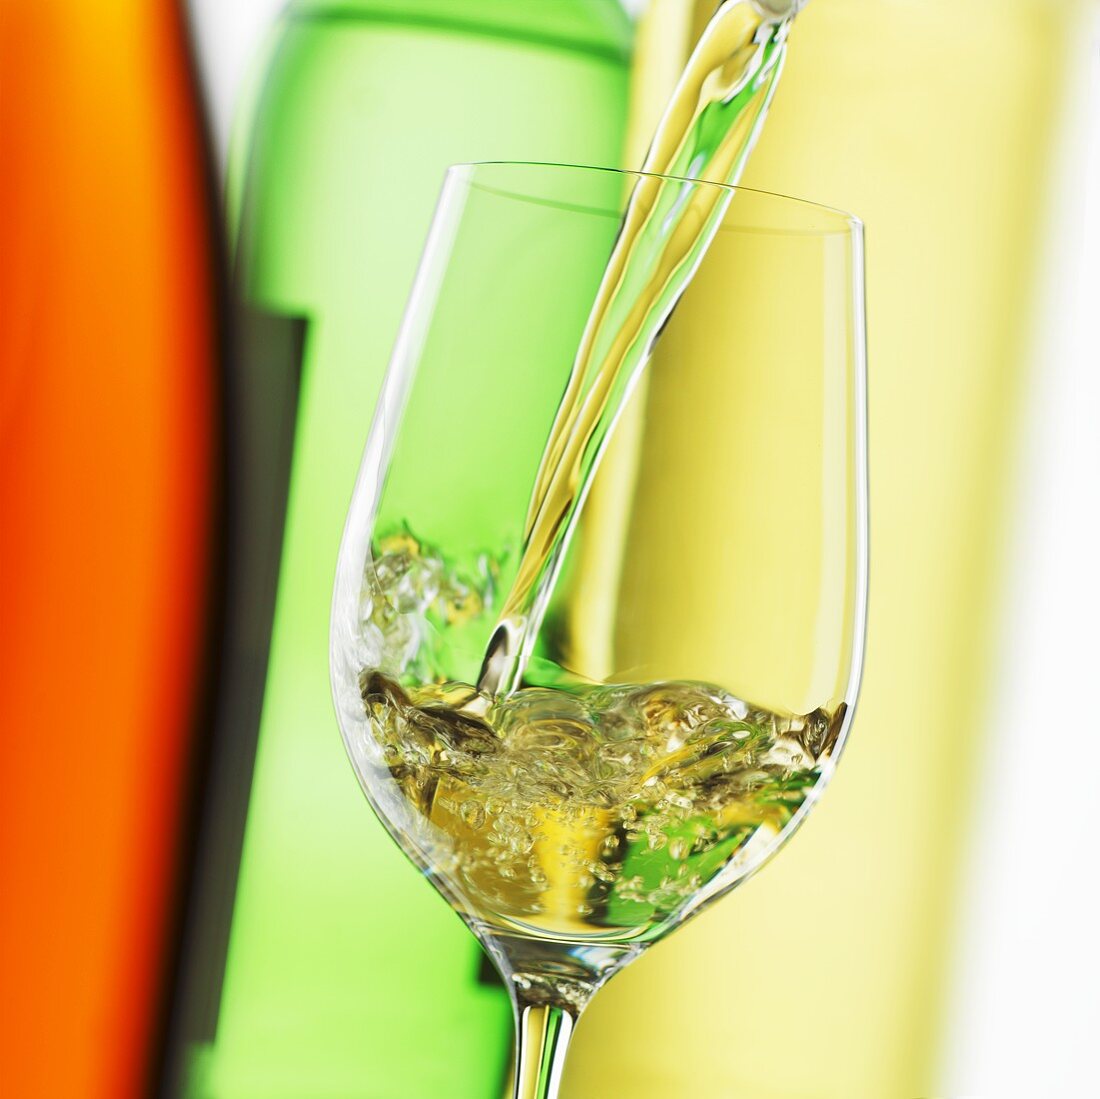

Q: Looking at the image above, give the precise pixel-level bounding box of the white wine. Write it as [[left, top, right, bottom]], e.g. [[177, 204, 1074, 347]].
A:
[[337, 0, 841, 1017], [353, 536, 842, 952]]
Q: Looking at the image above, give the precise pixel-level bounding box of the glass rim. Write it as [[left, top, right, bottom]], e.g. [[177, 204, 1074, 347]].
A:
[[447, 159, 863, 235]]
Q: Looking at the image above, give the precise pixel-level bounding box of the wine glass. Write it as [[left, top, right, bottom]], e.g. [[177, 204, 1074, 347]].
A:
[[330, 161, 866, 1098]]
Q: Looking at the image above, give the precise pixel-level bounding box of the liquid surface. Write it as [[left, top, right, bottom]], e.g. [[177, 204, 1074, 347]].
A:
[[350, 536, 842, 943]]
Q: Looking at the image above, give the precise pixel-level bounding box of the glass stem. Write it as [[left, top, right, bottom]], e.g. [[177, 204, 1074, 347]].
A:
[[511, 1000, 577, 1099]]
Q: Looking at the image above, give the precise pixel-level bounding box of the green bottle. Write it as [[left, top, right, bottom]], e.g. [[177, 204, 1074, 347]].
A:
[[165, 3, 631, 1098]]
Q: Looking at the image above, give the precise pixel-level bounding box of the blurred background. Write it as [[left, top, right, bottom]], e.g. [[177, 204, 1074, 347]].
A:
[[2, 1, 1097, 1097]]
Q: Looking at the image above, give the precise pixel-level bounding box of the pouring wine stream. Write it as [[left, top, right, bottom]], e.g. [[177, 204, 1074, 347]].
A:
[[478, 0, 810, 699]]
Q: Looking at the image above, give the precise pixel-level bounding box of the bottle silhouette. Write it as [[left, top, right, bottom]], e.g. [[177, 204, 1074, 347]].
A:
[[0, 2, 222, 1098], [566, 2, 1091, 1097], [163, 3, 632, 1097]]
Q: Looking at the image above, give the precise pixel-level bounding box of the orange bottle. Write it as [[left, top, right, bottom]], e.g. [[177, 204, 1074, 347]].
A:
[[0, 3, 219, 1097]]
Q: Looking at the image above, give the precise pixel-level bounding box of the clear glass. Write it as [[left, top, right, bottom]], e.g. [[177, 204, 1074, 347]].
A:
[[330, 161, 867, 1098]]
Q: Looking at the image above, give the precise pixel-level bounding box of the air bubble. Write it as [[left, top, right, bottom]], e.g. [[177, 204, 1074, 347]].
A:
[[669, 837, 691, 861], [591, 862, 617, 884]]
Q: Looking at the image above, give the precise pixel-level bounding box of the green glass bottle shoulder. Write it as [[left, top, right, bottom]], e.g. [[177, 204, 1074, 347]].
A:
[[285, 0, 632, 58], [225, 0, 631, 244]]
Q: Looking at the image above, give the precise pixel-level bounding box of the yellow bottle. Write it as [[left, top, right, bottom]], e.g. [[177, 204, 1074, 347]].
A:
[[565, 2, 1089, 1096]]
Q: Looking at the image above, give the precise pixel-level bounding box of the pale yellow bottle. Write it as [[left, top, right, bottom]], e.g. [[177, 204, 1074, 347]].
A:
[[564, 2, 1090, 1097]]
